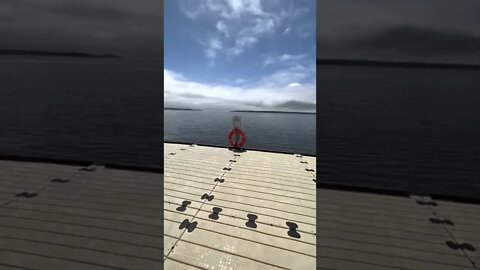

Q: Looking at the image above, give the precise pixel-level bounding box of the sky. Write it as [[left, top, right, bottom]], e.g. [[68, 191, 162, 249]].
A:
[[164, 0, 316, 110], [0, 0, 163, 60], [4, 0, 478, 109], [318, 0, 480, 64]]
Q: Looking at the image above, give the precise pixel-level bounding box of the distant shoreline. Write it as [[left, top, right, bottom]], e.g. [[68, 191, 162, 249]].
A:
[[231, 110, 316, 115], [165, 108, 202, 111], [0, 49, 122, 59], [317, 59, 480, 70]]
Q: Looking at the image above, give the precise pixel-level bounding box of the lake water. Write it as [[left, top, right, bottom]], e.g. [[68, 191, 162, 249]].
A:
[[0, 58, 163, 167], [2, 58, 479, 198], [318, 66, 480, 198], [164, 110, 316, 155]]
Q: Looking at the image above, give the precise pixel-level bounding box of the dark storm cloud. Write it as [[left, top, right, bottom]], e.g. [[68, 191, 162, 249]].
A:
[[273, 100, 316, 110], [317, 0, 480, 64], [0, 0, 163, 60], [52, 2, 138, 21], [332, 25, 480, 56]]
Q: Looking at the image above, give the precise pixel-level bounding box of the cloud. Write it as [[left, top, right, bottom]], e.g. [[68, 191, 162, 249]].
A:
[[317, 0, 480, 63], [262, 53, 306, 67], [206, 38, 222, 53], [0, 0, 163, 60], [205, 49, 217, 59], [201, 37, 223, 65], [259, 64, 315, 87], [273, 100, 316, 110], [319, 25, 480, 63], [178, 0, 310, 62], [228, 36, 257, 55], [216, 21, 229, 37], [164, 67, 315, 110], [348, 25, 480, 55], [181, 0, 264, 20], [52, 2, 137, 21]]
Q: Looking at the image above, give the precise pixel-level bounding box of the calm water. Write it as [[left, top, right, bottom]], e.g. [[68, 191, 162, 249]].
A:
[[2, 59, 479, 198], [164, 110, 316, 155], [0, 58, 163, 167], [318, 66, 480, 198]]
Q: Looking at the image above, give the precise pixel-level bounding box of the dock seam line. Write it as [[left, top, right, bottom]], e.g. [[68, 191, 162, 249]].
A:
[[1, 165, 84, 208], [164, 149, 238, 261], [428, 204, 478, 269]]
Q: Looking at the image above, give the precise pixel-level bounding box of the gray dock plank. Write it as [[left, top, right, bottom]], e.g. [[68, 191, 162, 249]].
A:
[[0, 160, 162, 270], [164, 143, 316, 269]]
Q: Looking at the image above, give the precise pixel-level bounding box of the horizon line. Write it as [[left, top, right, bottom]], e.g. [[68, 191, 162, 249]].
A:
[[316, 58, 480, 70]]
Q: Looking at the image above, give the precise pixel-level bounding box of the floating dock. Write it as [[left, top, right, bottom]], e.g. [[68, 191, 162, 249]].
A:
[[164, 143, 317, 269], [1, 144, 478, 270], [165, 143, 479, 270], [0, 158, 162, 270], [316, 188, 479, 270]]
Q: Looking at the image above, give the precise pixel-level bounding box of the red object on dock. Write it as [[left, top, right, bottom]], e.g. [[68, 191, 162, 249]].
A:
[[228, 128, 246, 148]]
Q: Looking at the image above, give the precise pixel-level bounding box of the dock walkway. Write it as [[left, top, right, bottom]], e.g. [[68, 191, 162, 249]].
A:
[[1, 144, 478, 269], [165, 143, 479, 270], [316, 188, 479, 269], [0, 158, 162, 270], [164, 143, 317, 269]]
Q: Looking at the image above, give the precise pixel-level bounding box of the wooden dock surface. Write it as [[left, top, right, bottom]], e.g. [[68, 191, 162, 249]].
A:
[[0, 159, 162, 270], [164, 143, 316, 269], [317, 188, 479, 270], [1, 143, 478, 269], [165, 143, 479, 270]]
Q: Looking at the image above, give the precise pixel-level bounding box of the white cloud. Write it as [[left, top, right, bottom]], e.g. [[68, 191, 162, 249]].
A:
[[179, 0, 287, 61], [203, 37, 223, 65], [165, 69, 187, 81], [259, 64, 314, 87], [262, 53, 306, 67], [225, 0, 263, 17], [216, 21, 229, 37], [288, 82, 302, 87], [283, 27, 290, 35], [249, 17, 276, 35], [205, 48, 217, 59], [164, 67, 315, 109], [280, 54, 305, 61], [228, 36, 257, 55], [181, 0, 265, 20], [209, 37, 223, 50]]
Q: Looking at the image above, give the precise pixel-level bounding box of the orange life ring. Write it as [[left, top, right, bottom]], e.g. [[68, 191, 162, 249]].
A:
[[227, 128, 246, 148]]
